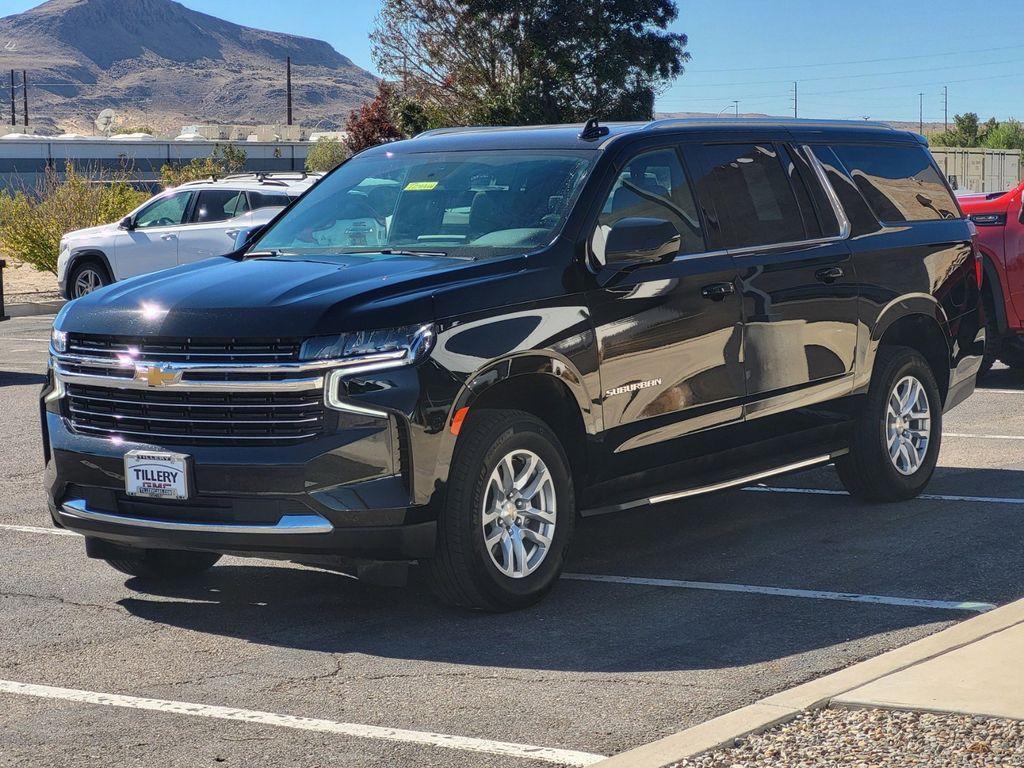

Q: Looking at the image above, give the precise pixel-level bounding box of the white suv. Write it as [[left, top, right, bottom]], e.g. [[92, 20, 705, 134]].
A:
[[57, 173, 321, 299]]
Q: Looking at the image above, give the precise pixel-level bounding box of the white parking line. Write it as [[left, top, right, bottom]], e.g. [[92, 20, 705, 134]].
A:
[[947, 432, 1024, 441], [743, 485, 1024, 505], [0, 680, 605, 766], [0, 525, 999, 613], [975, 388, 1024, 395], [0, 523, 77, 537], [562, 573, 996, 613]]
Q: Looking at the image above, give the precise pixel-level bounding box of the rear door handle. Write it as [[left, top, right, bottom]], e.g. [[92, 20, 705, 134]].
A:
[[160, 233, 177, 241], [701, 282, 735, 301], [815, 266, 844, 283], [224, 229, 240, 238]]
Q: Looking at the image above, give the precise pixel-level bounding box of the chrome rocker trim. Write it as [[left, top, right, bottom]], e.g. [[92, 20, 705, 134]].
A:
[[579, 454, 840, 517], [60, 498, 335, 535]]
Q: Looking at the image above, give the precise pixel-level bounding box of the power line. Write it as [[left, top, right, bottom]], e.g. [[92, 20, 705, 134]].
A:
[[685, 42, 1024, 73], [667, 56, 1024, 89]]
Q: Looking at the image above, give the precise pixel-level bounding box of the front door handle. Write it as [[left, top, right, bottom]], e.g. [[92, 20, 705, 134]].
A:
[[224, 229, 240, 238], [815, 266, 844, 283], [701, 282, 735, 301], [160, 233, 177, 241]]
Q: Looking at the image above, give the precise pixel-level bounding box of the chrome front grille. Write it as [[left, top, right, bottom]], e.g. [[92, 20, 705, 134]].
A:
[[53, 334, 334, 446], [65, 384, 327, 444]]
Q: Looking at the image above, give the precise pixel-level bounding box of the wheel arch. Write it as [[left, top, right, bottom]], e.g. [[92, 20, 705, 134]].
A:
[[66, 250, 113, 297], [978, 244, 1009, 334], [872, 305, 952, 405], [435, 354, 599, 496]]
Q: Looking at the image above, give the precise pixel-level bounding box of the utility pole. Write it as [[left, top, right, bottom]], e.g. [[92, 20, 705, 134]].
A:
[[943, 85, 948, 133], [9, 71, 14, 127], [918, 92, 923, 135], [21, 70, 27, 128], [792, 81, 798, 119], [286, 56, 293, 126], [733, 100, 739, 118]]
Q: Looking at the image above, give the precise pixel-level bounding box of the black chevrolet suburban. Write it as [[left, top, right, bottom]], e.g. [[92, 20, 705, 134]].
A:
[[42, 119, 983, 611]]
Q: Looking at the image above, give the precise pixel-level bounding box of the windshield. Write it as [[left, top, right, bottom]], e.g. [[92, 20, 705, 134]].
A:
[[251, 149, 595, 259]]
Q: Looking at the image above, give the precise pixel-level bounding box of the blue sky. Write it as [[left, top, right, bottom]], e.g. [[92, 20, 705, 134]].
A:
[[4, 0, 1023, 123]]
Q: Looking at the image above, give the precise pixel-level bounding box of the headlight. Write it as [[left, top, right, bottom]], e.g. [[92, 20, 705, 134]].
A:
[[300, 323, 436, 366], [313, 324, 437, 416], [51, 327, 68, 354]]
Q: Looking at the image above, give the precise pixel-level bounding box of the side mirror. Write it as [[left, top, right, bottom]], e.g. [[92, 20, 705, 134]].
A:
[[604, 217, 681, 265], [119, 216, 135, 230], [234, 225, 266, 251]]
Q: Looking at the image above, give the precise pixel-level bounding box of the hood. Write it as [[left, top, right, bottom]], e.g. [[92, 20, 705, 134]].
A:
[[65, 222, 121, 241], [57, 252, 526, 338]]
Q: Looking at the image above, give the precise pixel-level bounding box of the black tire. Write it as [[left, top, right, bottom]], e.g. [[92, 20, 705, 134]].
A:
[[68, 259, 111, 299], [978, 291, 1001, 378], [105, 549, 221, 580], [835, 346, 942, 502], [425, 409, 575, 612]]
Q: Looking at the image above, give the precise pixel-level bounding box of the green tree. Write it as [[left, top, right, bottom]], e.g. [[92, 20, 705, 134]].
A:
[[159, 144, 247, 187], [371, 0, 689, 126], [305, 137, 351, 173], [982, 119, 1024, 151]]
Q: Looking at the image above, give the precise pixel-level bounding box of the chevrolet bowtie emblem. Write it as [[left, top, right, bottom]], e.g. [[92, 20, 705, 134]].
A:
[[134, 365, 182, 387]]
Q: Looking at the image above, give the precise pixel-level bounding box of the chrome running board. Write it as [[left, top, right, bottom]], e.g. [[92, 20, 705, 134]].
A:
[[579, 454, 838, 517], [60, 498, 334, 535]]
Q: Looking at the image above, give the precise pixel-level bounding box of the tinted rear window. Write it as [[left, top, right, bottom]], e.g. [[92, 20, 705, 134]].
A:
[[831, 144, 959, 222], [699, 143, 806, 248]]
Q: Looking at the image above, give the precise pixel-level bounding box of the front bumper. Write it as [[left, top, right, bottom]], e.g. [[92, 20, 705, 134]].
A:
[[42, 388, 440, 562]]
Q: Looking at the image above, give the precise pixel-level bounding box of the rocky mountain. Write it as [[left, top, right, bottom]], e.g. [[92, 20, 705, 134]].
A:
[[0, 0, 378, 134]]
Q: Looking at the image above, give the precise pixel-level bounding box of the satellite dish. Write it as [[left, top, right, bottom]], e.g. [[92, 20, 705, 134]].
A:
[[95, 108, 117, 135]]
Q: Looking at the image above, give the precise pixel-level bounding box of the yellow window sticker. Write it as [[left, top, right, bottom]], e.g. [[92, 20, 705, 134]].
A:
[[404, 181, 438, 191]]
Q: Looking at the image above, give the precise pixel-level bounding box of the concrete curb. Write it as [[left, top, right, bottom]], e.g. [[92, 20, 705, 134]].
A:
[[6, 299, 65, 318], [593, 597, 1024, 768]]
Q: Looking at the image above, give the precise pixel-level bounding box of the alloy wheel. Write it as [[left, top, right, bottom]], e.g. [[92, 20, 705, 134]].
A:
[[73, 268, 103, 297], [481, 449, 557, 578], [886, 375, 931, 476]]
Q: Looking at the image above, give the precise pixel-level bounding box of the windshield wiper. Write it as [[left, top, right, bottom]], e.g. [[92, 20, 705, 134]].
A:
[[376, 248, 449, 257]]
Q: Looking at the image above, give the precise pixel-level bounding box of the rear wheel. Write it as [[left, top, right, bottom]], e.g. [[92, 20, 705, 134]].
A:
[[978, 291, 1001, 378], [69, 260, 110, 298], [835, 346, 942, 501], [104, 549, 221, 580], [425, 410, 575, 611]]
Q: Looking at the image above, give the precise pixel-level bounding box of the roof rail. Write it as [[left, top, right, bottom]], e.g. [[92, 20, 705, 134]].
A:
[[643, 117, 896, 131]]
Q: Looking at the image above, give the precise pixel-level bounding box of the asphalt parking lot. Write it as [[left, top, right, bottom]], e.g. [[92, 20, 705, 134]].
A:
[[2, 314, 1023, 767]]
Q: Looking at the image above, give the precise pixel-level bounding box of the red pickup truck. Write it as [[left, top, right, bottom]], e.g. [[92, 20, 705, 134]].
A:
[[958, 181, 1024, 374]]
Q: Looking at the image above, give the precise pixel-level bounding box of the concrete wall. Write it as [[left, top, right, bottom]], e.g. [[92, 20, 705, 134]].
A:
[[0, 138, 311, 192], [929, 147, 1022, 194]]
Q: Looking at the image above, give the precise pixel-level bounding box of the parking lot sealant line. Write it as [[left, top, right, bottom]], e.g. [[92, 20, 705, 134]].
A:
[[743, 485, 1024, 505], [946, 431, 1024, 440], [0, 523, 78, 537], [561, 573, 995, 613], [0, 679, 606, 766]]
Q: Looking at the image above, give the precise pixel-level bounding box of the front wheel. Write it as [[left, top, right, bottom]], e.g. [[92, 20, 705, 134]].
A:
[[835, 346, 942, 501], [426, 410, 575, 611], [69, 261, 110, 298]]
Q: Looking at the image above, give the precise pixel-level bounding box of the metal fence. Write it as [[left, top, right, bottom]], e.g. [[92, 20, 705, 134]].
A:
[[929, 147, 1022, 195]]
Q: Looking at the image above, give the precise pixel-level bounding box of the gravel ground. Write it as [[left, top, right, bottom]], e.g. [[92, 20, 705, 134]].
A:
[[673, 708, 1024, 767], [1, 258, 60, 300]]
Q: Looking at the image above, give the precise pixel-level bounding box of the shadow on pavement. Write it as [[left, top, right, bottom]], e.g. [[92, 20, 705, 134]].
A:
[[114, 466, 1024, 673], [0, 370, 45, 387]]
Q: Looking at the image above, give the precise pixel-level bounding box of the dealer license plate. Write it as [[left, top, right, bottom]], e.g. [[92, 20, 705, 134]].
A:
[[124, 450, 189, 500]]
